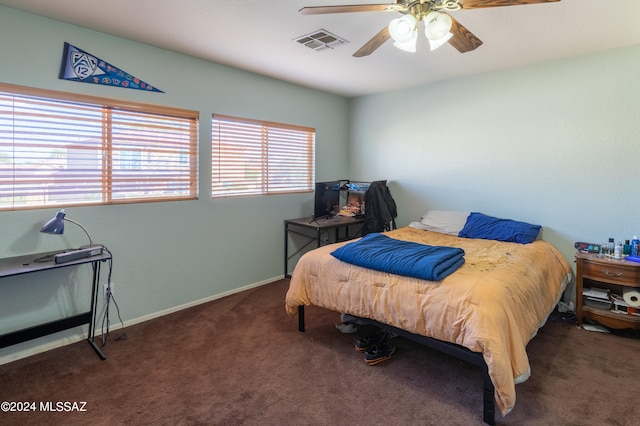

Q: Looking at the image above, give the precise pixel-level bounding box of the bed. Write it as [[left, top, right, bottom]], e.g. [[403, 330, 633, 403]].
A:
[[285, 211, 572, 424]]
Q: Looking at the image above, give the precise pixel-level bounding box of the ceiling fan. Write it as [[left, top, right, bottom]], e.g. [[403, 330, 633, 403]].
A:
[[299, 0, 561, 57]]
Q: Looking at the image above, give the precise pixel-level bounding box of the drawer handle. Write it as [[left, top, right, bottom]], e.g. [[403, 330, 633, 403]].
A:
[[602, 269, 624, 277]]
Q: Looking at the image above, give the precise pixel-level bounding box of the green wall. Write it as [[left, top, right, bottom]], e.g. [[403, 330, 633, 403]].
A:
[[0, 6, 349, 363], [348, 44, 640, 304]]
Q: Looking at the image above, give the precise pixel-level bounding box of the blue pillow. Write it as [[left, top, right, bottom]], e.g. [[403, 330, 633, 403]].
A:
[[458, 212, 541, 244]]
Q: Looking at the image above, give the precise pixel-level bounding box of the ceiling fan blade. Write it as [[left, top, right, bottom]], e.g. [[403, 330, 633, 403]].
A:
[[353, 26, 391, 57], [299, 4, 403, 15], [448, 16, 483, 53], [459, 0, 560, 9]]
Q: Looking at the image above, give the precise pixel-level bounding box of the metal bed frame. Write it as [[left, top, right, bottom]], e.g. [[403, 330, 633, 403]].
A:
[[296, 305, 496, 425]]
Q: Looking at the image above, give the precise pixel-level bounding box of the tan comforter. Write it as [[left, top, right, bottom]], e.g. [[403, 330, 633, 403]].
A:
[[285, 226, 572, 417]]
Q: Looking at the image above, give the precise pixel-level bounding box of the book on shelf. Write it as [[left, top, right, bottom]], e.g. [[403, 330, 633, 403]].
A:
[[582, 287, 610, 300]]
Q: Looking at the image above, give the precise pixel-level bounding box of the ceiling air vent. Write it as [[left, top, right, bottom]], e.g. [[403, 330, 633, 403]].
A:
[[294, 29, 348, 51]]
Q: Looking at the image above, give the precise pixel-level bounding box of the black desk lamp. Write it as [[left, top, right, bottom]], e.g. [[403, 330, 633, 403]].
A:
[[40, 209, 102, 263]]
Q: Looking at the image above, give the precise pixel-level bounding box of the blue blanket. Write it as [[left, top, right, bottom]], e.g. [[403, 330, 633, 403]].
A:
[[330, 233, 465, 281]]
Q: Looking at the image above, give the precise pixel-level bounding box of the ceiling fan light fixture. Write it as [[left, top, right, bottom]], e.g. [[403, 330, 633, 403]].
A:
[[388, 14, 417, 43], [424, 11, 452, 41], [393, 32, 418, 53], [428, 32, 453, 51]]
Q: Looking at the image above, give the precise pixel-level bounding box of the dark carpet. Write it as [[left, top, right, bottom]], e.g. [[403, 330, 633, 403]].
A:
[[1, 279, 640, 425]]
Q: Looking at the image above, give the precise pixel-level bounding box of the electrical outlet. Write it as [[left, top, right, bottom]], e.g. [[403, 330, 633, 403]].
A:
[[103, 282, 114, 299]]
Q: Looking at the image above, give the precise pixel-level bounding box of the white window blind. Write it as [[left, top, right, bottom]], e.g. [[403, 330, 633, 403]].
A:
[[0, 83, 198, 210], [212, 114, 315, 197]]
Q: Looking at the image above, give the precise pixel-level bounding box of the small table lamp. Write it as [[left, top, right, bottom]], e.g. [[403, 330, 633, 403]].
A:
[[40, 209, 93, 246], [40, 210, 102, 263]]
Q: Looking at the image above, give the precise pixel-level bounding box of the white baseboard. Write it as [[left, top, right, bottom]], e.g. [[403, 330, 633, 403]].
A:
[[0, 276, 283, 366]]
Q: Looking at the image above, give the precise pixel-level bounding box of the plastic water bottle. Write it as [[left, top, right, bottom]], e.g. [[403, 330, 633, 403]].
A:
[[632, 235, 640, 257]]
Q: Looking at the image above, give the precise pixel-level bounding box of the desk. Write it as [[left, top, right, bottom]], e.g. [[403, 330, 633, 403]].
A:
[[284, 216, 365, 278], [0, 248, 112, 360]]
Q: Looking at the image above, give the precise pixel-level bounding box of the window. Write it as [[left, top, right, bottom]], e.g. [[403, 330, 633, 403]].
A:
[[212, 114, 315, 198], [0, 83, 198, 211]]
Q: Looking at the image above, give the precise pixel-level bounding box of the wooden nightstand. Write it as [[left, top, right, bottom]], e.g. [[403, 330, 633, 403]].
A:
[[575, 252, 640, 329]]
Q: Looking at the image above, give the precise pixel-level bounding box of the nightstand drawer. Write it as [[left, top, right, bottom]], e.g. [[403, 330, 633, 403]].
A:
[[581, 261, 640, 285]]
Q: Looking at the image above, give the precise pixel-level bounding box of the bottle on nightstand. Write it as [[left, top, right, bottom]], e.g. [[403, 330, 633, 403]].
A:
[[632, 236, 640, 257], [614, 242, 623, 259]]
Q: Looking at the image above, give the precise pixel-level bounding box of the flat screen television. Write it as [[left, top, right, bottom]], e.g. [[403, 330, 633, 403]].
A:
[[313, 181, 342, 219]]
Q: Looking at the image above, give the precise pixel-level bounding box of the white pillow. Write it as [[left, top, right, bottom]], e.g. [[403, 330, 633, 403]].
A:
[[419, 210, 470, 235]]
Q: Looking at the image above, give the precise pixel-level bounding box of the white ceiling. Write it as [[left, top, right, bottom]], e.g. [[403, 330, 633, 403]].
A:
[[2, 0, 640, 97]]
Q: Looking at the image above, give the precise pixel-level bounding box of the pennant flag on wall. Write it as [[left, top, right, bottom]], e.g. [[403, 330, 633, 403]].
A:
[[58, 42, 163, 93]]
